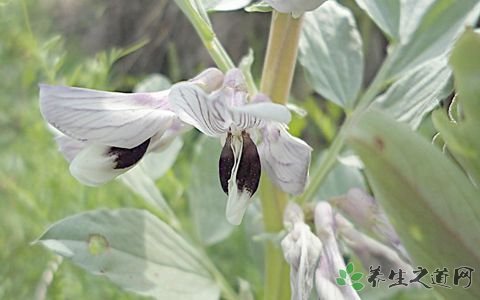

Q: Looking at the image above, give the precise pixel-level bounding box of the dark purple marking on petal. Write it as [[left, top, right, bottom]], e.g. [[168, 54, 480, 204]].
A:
[[219, 133, 234, 194], [237, 132, 261, 195], [108, 139, 150, 169]]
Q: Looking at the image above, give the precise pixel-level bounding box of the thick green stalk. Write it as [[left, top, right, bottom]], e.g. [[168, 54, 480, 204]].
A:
[[259, 11, 304, 300]]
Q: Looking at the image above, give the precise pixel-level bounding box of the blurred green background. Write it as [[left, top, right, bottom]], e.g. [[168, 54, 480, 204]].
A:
[[0, 0, 379, 299]]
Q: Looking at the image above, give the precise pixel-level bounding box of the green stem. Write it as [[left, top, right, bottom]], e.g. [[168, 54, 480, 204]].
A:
[[298, 60, 390, 203], [259, 11, 304, 300], [174, 0, 235, 72], [297, 127, 346, 204]]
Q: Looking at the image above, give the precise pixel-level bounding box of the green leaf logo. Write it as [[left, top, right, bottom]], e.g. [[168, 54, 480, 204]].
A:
[[335, 262, 365, 291], [352, 282, 365, 291], [346, 262, 354, 274], [336, 278, 347, 286]]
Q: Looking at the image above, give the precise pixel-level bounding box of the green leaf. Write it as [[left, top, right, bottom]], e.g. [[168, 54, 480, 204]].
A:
[[34, 209, 220, 300], [346, 262, 354, 274], [188, 137, 233, 245], [355, 0, 401, 40], [352, 282, 364, 291], [384, 0, 480, 80], [433, 29, 480, 186], [372, 56, 452, 129], [336, 277, 346, 286], [299, 1, 364, 109], [339, 269, 347, 279], [347, 109, 480, 299], [351, 272, 363, 281]]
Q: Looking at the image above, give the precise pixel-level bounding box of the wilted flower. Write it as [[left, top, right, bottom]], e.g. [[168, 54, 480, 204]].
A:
[[169, 69, 312, 225], [281, 203, 322, 300], [314, 202, 360, 300], [40, 68, 223, 186], [264, 0, 328, 17]]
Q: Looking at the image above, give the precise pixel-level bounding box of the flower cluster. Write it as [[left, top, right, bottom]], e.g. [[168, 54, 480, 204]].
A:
[[280, 189, 413, 300], [39, 68, 312, 225]]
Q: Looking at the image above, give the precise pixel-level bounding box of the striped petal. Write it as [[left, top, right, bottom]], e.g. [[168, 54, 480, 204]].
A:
[[40, 84, 176, 148], [170, 82, 230, 136], [258, 124, 312, 195]]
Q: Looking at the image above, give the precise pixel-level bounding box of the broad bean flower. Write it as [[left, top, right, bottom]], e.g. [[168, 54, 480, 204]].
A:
[[264, 0, 328, 17], [169, 69, 312, 225], [39, 68, 223, 186]]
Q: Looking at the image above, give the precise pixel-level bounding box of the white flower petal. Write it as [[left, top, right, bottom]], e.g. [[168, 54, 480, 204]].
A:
[[230, 101, 292, 125], [189, 68, 225, 93], [226, 187, 253, 226], [39, 84, 176, 148], [169, 83, 229, 136], [281, 222, 322, 300], [69, 140, 149, 186], [264, 0, 327, 15], [283, 202, 305, 228], [55, 134, 87, 162], [259, 124, 312, 195]]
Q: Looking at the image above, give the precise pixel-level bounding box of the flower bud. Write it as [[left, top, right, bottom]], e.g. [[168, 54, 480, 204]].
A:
[[281, 202, 321, 300]]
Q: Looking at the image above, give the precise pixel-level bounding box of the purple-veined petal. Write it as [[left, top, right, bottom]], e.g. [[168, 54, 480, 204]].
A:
[[40, 84, 176, 148], [230, 101, 292, 125], [258, 124, 312, 195], [69, 139, 150, 186], [169, 83, 229, 136]]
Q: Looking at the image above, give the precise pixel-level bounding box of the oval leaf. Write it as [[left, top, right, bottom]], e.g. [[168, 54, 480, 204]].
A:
[[352, 282, 364, 291], [299, 1, 364, 109], [35, 209, 220, 300], [351, 272, 363, 281], [346, 262, 354, 274], [336, 277, 346, 286]]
